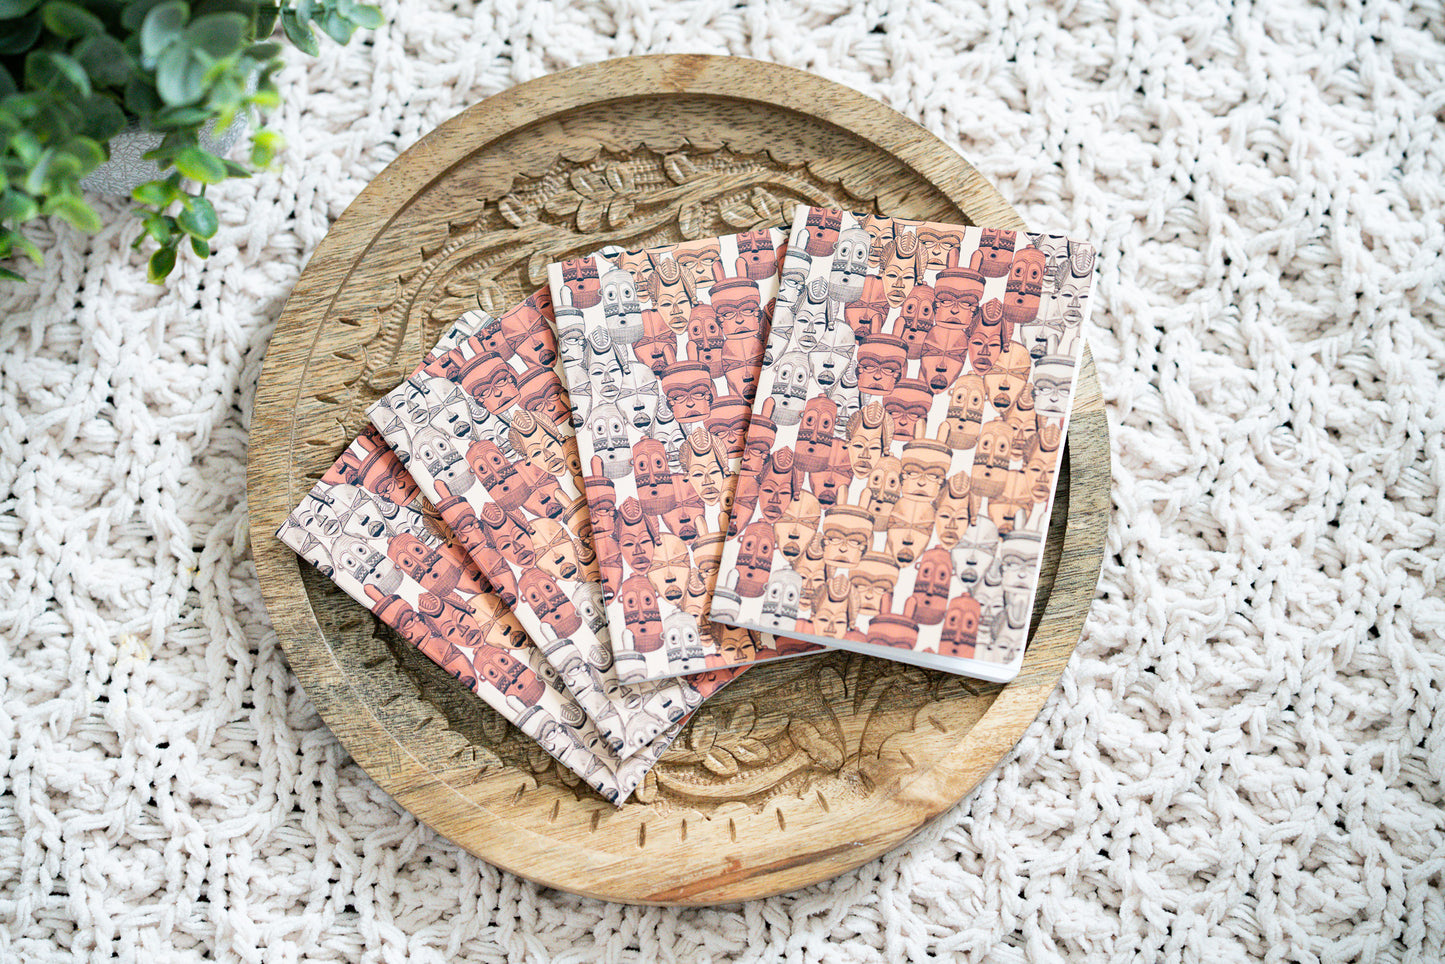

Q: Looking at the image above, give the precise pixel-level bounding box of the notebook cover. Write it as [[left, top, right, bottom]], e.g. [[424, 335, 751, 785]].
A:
[[712, 207, 1096, 682], [369, 290, 738, 758], [549, 232, 821, 684], [274, 312, 675, 805]]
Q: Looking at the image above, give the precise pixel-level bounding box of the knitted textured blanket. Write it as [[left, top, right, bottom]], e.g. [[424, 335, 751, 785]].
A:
[[1, 1, 1441, 960]]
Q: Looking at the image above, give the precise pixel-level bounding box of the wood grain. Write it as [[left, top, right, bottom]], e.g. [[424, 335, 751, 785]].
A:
[[246, 54, 1110, 905]]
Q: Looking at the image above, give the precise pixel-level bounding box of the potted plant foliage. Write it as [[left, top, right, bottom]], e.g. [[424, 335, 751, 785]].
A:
[[0, 0, 381, 281]]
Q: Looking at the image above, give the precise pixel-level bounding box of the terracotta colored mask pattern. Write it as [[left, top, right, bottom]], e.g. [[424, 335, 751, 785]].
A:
[[275, 312, 675, 805], [370, 292, 736, 759], [714, 207, 1096, 682], [550, 231, 820, 684]]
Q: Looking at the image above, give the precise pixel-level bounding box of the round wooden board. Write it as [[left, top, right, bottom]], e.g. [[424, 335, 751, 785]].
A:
[[247, 55, 1110, 905]]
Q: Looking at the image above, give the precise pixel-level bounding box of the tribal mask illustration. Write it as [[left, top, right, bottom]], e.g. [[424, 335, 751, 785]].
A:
[[685, 303, 727, 378], [803, 207, 842, 257], [760, 567, 804, 630], [756, 447, 796, 523], [1031, 355, 1076, 419], [518, 568, 582, 639], [883, 379, 933, 440], [1004, 245, 1046, 327], [845, 403, 893, 478], [855, 333, 907, 396], [768, 352, 812, 425], [559, 257, 602, 309], [734, 522, 777, 597], [634, 308, 679, 374], [599, 267, 643, 345], [819, 505, 871, 570], [951, 517, 1000, 590], [939, 594, 981, 657], [970, 227, 1016, 278], [794, 396, 838, 473], [660, 360, 715, 426], [829, 226, 872, 306], [773, 491, 822, 562], [945, 374, 987, 449], [586, 403, 631, 479], [735, 229, 778, 280], [905, 547, 954, 625], [933, 473, 973, 549]]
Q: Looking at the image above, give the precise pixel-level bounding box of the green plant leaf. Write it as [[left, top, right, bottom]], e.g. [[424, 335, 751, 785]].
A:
[[221, 159, 249, 177], [154, 129, 189, 154], [0, 266, 25, 281], [174, 145, 225, 183], [57, 134, 104, 170], [131, 180, 175, 206], [349, 4, 381, 29], [253, 3, 277, 36], [256, 56, 281, 84], [124, 75, 163, 115], [317, 10, 352, 43], [71, 34, 131, 87], [140, 0, 188, 64], [247, 85, 279, 109], [0, 190, 40, 222], [177, 194, 216, 237], [152, 104, 212, 128], [42, 193, 102, 231], [10, 129, 42, 164], [278, 8, 316, 55], [26, 49, 91, 96], [41, 1, 103, 38], [0, 0, 43, 17], [192, 0, 256, 20], [121, 0, 168, 31], [22, 147, 52, 194], [43, 152, 85, 185], [77, 95, 126, 141], [190, 235, 209, 257], [0, 64, 14, 97], [155, 43, 207, 104], [42, 150, 84, 183], [36, 95, 83, 137], [0, 101, 31, 134], [139, 211, 175, 245], [185, 11, 246, 59], [205, 70, 239, 104], [147, 243, 177, 281], [13, 232, 43, 264], [248, 127, 280, 166], [0, 13, 42, 54]]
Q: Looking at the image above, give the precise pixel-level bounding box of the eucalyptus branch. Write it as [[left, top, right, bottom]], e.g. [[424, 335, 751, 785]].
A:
[[0, 0, 381, 282]]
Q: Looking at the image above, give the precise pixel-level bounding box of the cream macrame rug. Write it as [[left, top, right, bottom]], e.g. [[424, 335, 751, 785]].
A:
[[2, 1, 1442, 960]]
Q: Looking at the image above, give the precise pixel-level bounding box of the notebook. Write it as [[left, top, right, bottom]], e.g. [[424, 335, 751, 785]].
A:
[[549, 231, 821, 684], [275, 312, 677, 804], [369, 290, 738, 758], [712, 207, 1096, 682]]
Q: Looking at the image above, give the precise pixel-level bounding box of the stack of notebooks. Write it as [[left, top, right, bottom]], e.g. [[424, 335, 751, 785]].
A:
[[277, 207, 1097, 804]]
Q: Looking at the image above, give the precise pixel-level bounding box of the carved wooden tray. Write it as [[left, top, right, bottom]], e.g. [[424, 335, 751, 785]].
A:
[[247, 55, 1110, 905]]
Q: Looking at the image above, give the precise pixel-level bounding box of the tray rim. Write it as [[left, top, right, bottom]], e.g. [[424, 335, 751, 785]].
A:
[[247, 53, 1110, 904]]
